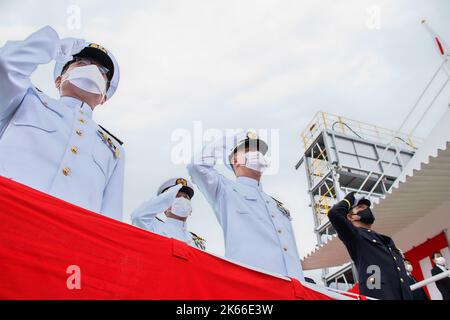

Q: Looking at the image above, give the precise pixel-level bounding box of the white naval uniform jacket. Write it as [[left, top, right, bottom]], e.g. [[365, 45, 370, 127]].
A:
[[0, 26, 124, 221], [131, 184, 205, 250], [187, 139, 304, 281]]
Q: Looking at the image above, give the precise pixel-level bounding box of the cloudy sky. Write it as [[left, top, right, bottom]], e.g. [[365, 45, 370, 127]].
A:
[[2, 0, 450, 282]]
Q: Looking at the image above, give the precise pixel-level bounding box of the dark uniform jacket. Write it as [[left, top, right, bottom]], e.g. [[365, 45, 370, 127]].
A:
[[431, 266, 450, 300], [406, 274, 429, 300], [328, 199, 413, 300]]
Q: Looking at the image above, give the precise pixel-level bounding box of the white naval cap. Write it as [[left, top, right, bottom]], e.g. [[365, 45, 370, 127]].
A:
[[157, 178, 195, 199], [225, 131, 269, 171], [53, 41, 120, 100]]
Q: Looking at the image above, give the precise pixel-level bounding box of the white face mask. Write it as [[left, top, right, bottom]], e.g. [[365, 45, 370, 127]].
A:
[[405, 264, 413, 273], [244, 151, 269, 173], [62, 65, 107, 96], [170, 197, 192, 218], [435, 256, 446, 266]]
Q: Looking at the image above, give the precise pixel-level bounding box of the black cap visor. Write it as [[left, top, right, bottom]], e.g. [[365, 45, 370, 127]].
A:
[[73, 47, 114, 81]]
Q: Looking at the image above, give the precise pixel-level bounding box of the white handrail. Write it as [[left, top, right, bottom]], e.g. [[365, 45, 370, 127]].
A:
[[359, 59, 450, 198], [359, 22, 450, 197], [300, 281, 360, 300], [366, 73, 450, 197], [409, 69, 450, 134], [319, 286, 378, 300], [410, 269, 450, 291]]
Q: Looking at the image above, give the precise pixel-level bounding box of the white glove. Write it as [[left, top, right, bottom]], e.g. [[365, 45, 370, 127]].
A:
[[194, 135, 227, 166], [132, 184, 182, 221], [55, 37, 86, 64], [222, 132, 245, 167], [158, 184, 184, 211]]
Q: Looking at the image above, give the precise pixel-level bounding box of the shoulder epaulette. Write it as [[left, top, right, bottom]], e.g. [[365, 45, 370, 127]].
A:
[[99, 125, 123, 145], [190, 232, 206, 250], [271, 196, 292, 220], [190, 231, 204, 240]]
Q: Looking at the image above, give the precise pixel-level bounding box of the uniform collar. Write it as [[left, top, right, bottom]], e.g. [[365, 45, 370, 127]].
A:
[[60, 96, 93, 119], [166, 217, 187, 229], [236, 176, 263, 190]]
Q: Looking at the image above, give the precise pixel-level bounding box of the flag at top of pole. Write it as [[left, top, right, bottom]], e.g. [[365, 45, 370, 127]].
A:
[[422, 19, 448, 58]]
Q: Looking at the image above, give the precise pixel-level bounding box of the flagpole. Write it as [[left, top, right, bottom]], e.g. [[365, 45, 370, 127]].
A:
[[422, 19, 450, 76]]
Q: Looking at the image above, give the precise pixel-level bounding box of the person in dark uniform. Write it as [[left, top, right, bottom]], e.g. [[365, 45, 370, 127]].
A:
[[328, 192, 413, 300], [404, 259, 428, 300], [431, 252, 450, 300]]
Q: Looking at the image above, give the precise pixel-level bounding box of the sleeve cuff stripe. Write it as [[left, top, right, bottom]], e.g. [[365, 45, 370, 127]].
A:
[[343, 199, 351, 209]]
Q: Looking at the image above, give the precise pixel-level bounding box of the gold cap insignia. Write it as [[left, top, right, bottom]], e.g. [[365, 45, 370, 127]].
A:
[[176, 178, 188, 186], [89, 43, 108, 54], [247, 132, 258, 140]]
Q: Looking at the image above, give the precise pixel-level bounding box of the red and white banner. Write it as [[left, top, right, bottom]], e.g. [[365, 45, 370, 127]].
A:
[[404, 231, 450, 300], [0, 176, 337, 300]]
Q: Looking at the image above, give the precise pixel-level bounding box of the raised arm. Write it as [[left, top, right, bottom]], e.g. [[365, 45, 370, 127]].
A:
[[327, 192, 358, 242], [186, 136, 227, 206], [0, 26, 59, 121], [131, 184, 182, 230]]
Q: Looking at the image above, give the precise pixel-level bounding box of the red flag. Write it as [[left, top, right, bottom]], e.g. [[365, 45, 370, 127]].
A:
[[422, 19, 448, 57], [0, 176, 340, 300]]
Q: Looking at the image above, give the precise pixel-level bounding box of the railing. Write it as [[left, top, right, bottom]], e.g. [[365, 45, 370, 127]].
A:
[[324, 269, 450, 300], [358, 58, 450, 197], [410, 269, 450, 293], [313, 186, 336, 225], [301, 282, 358, 300], [321, 269, 450, 300], [308, 159, 330, 187], [300, 111, 421, 152]]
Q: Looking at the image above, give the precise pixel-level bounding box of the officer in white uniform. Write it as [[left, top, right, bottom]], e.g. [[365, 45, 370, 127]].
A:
[[131, 178, 206, 250], [0, 26, 124, 221], [187, 131, 304, 280]]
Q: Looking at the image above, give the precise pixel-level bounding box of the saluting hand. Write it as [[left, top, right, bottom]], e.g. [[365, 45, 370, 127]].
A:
[[55, 37, 86, 64], [344, 191, 365, 207], [344, 192, 356, 207]]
